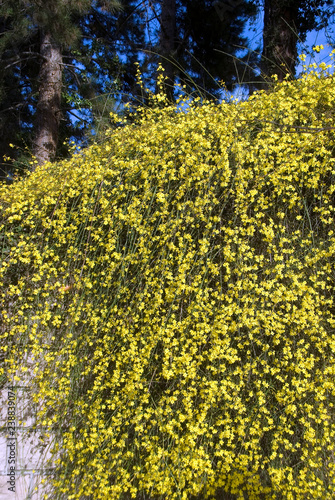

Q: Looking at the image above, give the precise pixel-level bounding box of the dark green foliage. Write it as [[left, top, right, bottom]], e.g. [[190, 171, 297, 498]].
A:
[[174, 0, 259, 96]]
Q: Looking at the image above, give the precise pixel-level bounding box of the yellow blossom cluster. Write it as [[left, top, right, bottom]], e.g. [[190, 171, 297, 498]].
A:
[[1, 58, 335, 499]]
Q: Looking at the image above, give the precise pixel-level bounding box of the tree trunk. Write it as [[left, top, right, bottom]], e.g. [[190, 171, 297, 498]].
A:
[[33, 32, 62, 168], [261, 0, 298, 85], [159, 0, 176, 100]]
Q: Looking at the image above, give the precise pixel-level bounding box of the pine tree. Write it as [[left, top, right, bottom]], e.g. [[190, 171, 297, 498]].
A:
[[0, 0, 122, 171], [32, 0, 122, 166], [76, 0, 147, 126], [261, 0, 334, 83], [154, 0, 259, 101], [159, 0, 176, 100]]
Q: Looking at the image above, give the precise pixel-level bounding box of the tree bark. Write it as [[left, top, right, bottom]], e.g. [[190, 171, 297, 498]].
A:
[[159, 0, 176, 100], [33, 32, 62, 168], [261, 0, 298, 85]]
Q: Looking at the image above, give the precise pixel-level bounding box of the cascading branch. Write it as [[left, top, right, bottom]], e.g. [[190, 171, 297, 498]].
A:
[[1, 54, 335, 499]]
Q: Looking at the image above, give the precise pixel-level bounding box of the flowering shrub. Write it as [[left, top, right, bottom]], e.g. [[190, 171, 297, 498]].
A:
[[1, 57, 335, 499]]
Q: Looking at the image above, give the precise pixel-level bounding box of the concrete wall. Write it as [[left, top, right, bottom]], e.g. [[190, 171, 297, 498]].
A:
[[0, 385, 55, 500]]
